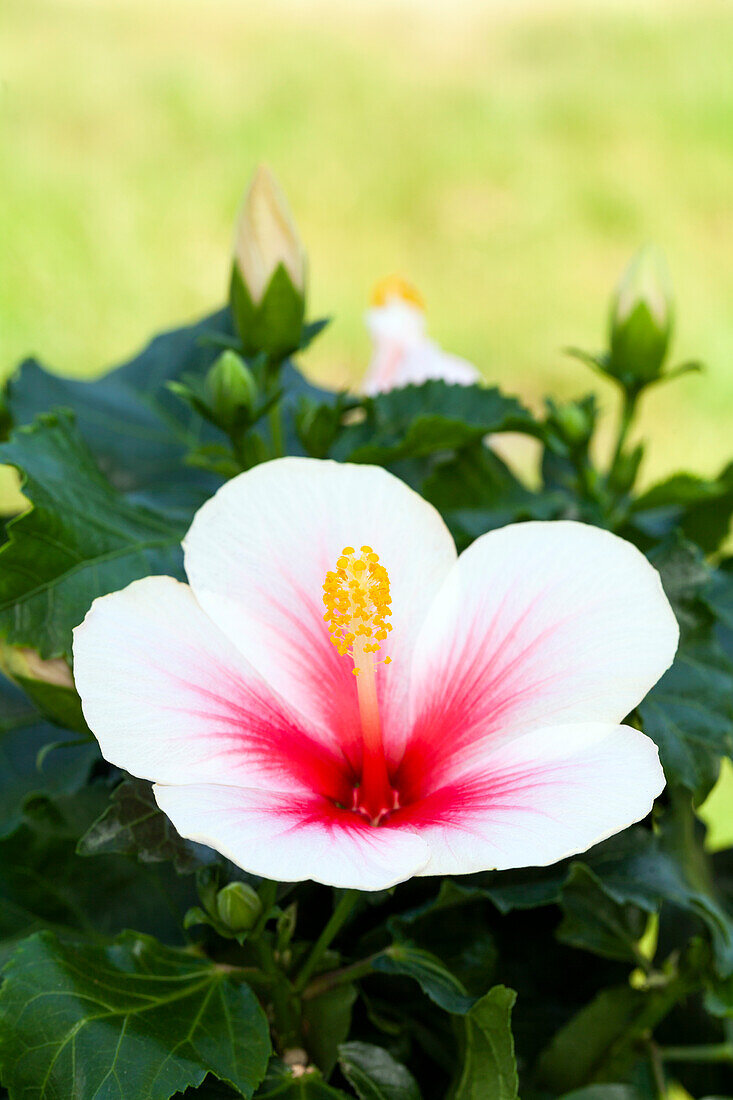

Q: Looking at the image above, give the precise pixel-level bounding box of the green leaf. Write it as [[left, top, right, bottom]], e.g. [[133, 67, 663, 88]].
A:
[[387, 880, 496, 998], [422, 443, 563, 550], [479, 817, 733, 975], [5, 310, 234, 520], [0, 411, 184, 659], [301, 983, 357, 1077], [556, 864, 648, 964], [632, 463, 733, 553], [0, 789, 196, 963], [335, 382, 537, 467], [373, 944, 475, 1015], [338, 1041, 421, 1100], [254, 1059, 350, 1098], [0, 929, 271, 1100], [77, 776, 208, 874], [536, 985, 647, 1093], [0, 675, 97, 840], [640, 540, 733, 801], [451, 986, 518, 1100]]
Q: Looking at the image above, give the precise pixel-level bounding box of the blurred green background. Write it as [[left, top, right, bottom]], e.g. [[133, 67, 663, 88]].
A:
[[1, 0, 732, 845], [2, 0, 733, 479]]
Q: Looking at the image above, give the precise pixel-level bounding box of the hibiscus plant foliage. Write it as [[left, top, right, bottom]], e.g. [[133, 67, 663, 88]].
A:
[[0, 180, 732, 1100]]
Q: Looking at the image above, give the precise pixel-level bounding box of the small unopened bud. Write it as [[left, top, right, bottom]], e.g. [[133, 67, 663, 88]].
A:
[[230, 165, 306, 359], [553, 403, 594, 449], [609, 245, 673, 387], [216, 881, 263, 933], [0, 645, 74, 689], [206, 350, 258, 430]]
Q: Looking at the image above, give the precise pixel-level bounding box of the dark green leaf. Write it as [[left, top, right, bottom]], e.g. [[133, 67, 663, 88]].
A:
[[373, 944, 475, 1014], [451, 986, 518, 1100], [0, 411, 184, 658], [422, 444, 563, 550], [480, 817, 733, 975], [632, 463, 733, 553], [338, 1041, 421, 1100], [302, 984, 357, 1077], [556, 864, 648, 963], [335, 383, 537, 466], [0, 789, 196, 962], [78, 776, 209, 874], [536, 985, 647, 1093], [254, 1059, 349, 1098], [0, 929, 271, 1100], [0, 675, 97, 840], [387, 880, 496, 997], [5, 310, 234, 519], [7, 668, 90, 735], [640, 540, 733, 800]]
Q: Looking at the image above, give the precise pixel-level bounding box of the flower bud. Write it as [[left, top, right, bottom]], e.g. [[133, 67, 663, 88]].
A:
[[215, 881, 263, 933], [0, 646, 74, 689], [552, 402, 594, 449], [230, 165, 306, 360], [0, 644, 89, 733], [206, 350, 258, 430], [609, 246, 673, 387]]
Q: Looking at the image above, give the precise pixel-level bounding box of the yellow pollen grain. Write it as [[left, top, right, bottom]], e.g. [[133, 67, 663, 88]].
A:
[[322, 545, 393, 669]]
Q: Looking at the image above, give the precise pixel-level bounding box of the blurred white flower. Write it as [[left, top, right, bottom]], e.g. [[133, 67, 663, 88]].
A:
[[362, 276, 480, 394]]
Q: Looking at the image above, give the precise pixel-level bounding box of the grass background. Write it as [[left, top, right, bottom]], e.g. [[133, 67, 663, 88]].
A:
[[1, 0, 732, 848]]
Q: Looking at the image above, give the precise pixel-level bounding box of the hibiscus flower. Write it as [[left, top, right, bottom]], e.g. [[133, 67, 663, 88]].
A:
[[73, 459, 677, 891], [362, 276, 480, 393]]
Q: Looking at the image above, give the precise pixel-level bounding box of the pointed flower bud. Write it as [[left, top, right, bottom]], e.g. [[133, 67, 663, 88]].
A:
[[609, 245, 673, 388], [206, 350, 258, 430], [215, 881, 263, 933], [0, 646, 74, 690], [230, 165, 306, 360]]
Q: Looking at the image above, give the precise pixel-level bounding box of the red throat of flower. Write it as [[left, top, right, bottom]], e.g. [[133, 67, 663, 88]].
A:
[[322, 545, 397, 823]]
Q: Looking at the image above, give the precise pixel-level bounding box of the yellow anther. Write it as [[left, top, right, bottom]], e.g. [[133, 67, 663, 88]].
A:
[[370, 274, 425, 312], [322, 544, 392, 671]]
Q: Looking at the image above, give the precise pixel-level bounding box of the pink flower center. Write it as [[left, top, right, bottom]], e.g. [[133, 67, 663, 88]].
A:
[[322, 546, 398, 824]]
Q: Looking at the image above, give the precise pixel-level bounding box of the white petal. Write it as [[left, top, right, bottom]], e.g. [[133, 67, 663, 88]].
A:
[[389, 342, 480, 389], [365, 301, 426, 345], [154, 783, 430, 890], [73, 576, 350, 799], [183, 458, 456, 762], [404, 520, 678, 788], [409, 722, 665, 876]]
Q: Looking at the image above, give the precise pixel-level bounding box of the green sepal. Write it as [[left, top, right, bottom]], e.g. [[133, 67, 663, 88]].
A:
[[230, 261, 305, 361]]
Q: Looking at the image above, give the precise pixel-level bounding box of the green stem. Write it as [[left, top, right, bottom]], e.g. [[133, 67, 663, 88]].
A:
[[600, 961, 701, 1082], [647, 1040, 667, 1099], [293, 889, 360, 993], [265, 358, 285, 457], [302, 952, 382, 1001], [659, 1043, 733, 1064], [610, 388, 638, 473], [251, 880, 277, 940], [251, 935, 302, 1050], [268, 402, 284, 458]]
